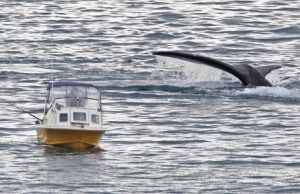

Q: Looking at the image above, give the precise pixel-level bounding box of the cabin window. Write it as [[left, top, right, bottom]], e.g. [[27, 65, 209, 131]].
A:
[[91, 114, 99, 124], [73, 112, 86, 121], [59, 113, 68, 122]]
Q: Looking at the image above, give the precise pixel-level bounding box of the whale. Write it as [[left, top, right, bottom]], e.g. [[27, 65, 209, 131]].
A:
[[153, 51, 281, 87]]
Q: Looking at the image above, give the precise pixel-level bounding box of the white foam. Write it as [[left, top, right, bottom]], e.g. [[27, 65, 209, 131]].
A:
[[240, 86, 300, 99]]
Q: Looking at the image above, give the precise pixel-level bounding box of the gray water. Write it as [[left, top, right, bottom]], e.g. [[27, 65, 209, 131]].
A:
[[0, 0, 300, 193]]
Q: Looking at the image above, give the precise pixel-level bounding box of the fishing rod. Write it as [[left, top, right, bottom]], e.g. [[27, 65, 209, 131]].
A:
[[0, 97, 42, 121]]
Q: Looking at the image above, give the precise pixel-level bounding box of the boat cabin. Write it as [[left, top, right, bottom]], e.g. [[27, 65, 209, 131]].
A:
[[43, 81, 102, 127]]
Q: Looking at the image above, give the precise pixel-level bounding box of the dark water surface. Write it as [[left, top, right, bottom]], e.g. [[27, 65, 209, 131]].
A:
[[0, 0, 300, 193]]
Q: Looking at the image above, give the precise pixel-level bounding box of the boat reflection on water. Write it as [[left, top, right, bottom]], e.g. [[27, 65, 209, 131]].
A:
[[41, 144, 105, 155], [36, 81, 105, 150]]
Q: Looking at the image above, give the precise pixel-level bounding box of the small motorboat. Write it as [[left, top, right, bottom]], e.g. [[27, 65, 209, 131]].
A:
[[36, 81, 105, 150]]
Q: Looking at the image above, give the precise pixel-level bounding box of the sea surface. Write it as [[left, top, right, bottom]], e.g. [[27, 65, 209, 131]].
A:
[[0, 0, 300, 193]]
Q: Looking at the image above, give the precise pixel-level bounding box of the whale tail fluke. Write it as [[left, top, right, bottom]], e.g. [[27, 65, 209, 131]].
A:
[[255, 65, 281, 77], [153, 51, 281, 87]]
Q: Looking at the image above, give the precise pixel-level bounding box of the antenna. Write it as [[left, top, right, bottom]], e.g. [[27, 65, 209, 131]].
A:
[[52, 63, 54, 86], [51, 33, 55, 94], [51, 33, 54, 88]]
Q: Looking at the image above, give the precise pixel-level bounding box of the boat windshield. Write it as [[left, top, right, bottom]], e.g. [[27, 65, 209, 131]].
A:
[[49, 86, 100, 108]]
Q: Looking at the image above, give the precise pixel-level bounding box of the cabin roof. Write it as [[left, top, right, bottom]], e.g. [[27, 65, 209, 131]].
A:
[[47, 81, 98, 90]]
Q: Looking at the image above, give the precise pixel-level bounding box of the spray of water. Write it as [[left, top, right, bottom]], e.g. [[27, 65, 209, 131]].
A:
[[156, 56, 220, 81], [265, 69, 280, 85], [155, 56, 239, 84]]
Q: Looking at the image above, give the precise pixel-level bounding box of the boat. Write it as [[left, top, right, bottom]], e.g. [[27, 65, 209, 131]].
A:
[[36, 81, 105, 150]]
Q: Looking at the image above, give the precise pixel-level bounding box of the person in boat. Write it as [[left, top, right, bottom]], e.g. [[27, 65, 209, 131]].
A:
[[66, 87, 86, 107]]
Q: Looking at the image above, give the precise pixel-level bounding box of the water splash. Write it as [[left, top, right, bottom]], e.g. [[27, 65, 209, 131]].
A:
[[265, 69, 281, 85], [156, 56, 237, 82]]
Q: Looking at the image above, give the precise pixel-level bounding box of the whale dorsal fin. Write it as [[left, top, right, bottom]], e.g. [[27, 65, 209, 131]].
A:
[[153, 51, 281, 87]]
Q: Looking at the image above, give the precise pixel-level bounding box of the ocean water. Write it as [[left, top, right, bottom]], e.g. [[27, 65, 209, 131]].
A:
[[0, 0, 300, 193]]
